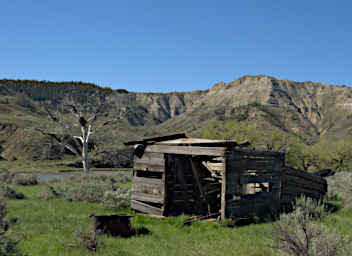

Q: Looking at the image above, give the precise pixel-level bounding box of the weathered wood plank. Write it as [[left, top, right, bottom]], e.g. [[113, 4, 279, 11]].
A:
[[171, 190, 194, 194], [282, 181, 326, 194], [145, 145, 226, 156], [285, 167, 327, 184], [221, 155, 228, 220], [171, 184, 194, 189], [161, 158, 167, 215], [238, 149, 285, 158], [131, 192, 164, 204], [285, 172, 325, 184], [240, 176, 273, 184], [190, 159, 205, 198], [131, 200, 163, 215], [134, 153, 165, 165], [282, 176, 326, 191], [133, 162, 165, 172], [205, 188, 221, 196], [124, 133, 187, 146], [205, 162, 225, 172], [171, 199, 196, 203], [225, 198, 280, 218], [282, 185, 324, 197], [133, 176, 162, 185], [212, 157, 225, 162], [132, 182, 163, 195]]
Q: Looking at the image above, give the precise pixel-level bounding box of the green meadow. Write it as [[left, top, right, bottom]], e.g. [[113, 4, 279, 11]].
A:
[[1, 171, 351, 256]]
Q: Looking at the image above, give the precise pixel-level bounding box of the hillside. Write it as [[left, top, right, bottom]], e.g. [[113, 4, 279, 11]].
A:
[[0, 75, 351, 166]]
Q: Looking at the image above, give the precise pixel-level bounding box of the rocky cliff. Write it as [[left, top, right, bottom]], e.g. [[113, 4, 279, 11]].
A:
[[0, 75, 351, 162]]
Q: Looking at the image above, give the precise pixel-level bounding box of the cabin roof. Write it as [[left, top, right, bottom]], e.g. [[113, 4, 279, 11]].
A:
[[155, 138, 250, 147], [124, 133, 250, 148]]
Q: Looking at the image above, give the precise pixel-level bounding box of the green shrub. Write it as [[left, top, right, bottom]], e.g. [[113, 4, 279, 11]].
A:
[[0, 201, 25, 256], [0, 170, 38, 186], [55, 181, 113, 203], [0, 169, 15, 184], [0, 201, 6, 227], [272, 208, 351, 256], [293, 196, 328, 221], [0, 186, 24, 200], [69, 173, 131, 184], [101, 188, 131, 210], [12, 174, 38, 186], [326, 172, 347, 200], [36, 185, 60, 200], [44, 173, 131, 204], [326, 172, 352, 210], [66, 227, 104, 253]]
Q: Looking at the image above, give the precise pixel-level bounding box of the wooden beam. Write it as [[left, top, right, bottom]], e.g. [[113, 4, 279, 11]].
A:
[[133, 176, 162, 185], [131, 192, 164, 204], [145, 145, 226, 156], [190, 159, 205, 199], [221, 158, 227, 220], [238, 149, 285, 158], [131, 200, 163, 216], [124, 133, 187, 146], [162, 168, 167, 215], [133, 163, 165, 172], [134, 157, 165, 166]]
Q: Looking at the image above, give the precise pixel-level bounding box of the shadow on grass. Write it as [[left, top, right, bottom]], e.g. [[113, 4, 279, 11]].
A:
[[325, 201, 340, 214], [130, 226, 151, 237]]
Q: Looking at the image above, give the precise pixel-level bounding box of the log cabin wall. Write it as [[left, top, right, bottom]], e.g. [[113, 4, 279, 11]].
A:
[[281, 167, 327, 206], [131, 151, 166, 216], [224, 150, 284, 218], [131, 146, 224, 217], [129, 137, 327, 219]]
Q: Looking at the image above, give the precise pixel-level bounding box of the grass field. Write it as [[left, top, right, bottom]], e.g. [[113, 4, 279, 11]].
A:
[[3, 173, 352, 256], [5, 184, 275, 256], [0, 159, 131, 174]]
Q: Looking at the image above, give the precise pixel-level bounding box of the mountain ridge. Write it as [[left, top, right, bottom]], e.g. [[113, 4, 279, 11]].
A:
[[0, 75, 351, 163]]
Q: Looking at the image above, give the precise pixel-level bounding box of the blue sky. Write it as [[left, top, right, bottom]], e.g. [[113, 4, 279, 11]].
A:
[[1, 0, 351, 92]]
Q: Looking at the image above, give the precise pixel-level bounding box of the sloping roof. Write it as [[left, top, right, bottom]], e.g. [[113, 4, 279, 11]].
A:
[[156, 138, 250, 148], [124, 133, 186, 146], [124, 133, 250, 148]]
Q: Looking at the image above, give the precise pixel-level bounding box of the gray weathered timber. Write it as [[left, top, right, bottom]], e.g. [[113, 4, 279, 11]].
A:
[[131, 200, 163, 216], [124, 133, 187, 146], [145, 145, 226, 156], [133, 162, 165, 172], [134, 152, 165, 165], [131, 192, 164, 204], [127, 135, 327, 219]]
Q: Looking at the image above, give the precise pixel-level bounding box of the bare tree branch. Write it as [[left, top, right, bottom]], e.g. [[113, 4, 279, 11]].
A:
[[36, 128, 81, 156], [39, 94, 124, 174]]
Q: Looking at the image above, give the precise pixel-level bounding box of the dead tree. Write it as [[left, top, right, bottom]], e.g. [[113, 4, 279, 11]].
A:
[[39, 95, 127, 174]]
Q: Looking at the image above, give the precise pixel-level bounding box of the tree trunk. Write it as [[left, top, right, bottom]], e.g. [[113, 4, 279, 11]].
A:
[[82, 141, 90, 174]]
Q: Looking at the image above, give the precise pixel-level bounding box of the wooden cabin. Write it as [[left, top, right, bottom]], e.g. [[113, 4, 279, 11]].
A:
[[125, 134, 327, 220]]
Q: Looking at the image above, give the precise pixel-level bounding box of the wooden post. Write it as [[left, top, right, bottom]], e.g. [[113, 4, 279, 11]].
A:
[[190, 159, 205, 198], [161, 154, 167, 216], [221, 154, 227, 220]]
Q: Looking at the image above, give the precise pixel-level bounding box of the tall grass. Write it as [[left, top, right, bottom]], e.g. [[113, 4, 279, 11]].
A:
[[5, 171, 352, 256], [7, 184, 273, 256]]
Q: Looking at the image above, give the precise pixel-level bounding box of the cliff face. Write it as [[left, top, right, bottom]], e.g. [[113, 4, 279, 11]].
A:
[[106, 75, 350, 132], [106, 75, 351, 141], [0, 75, 351, 161]]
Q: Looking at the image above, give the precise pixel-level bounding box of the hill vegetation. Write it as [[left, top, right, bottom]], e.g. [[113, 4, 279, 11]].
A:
[[0, 75, 352, 171]]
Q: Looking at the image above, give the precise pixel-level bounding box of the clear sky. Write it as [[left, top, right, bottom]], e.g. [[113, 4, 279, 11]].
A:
[[1, 0, 351, 92]]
